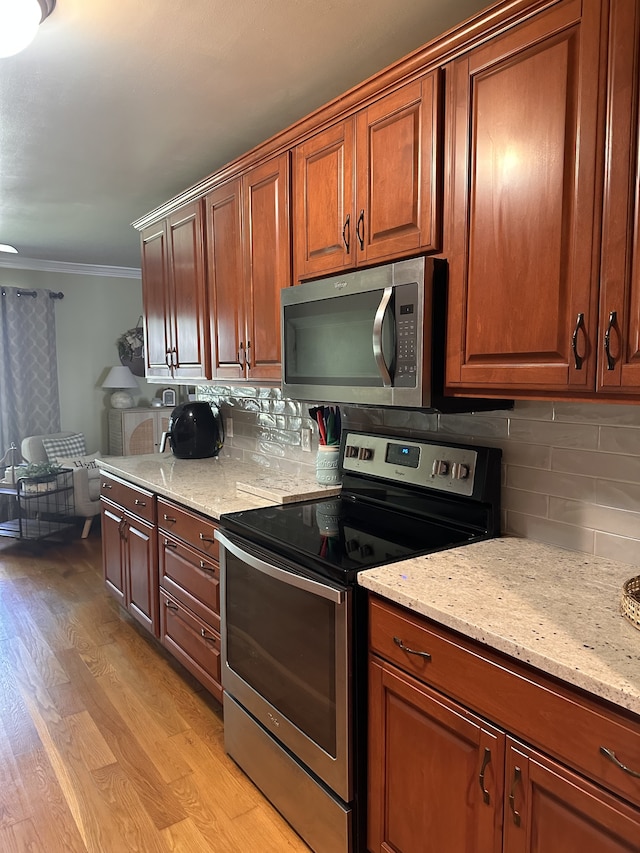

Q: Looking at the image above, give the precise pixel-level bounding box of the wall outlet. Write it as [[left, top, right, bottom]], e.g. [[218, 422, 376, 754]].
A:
[[226, 418, 233, 438], [301, 428, 312, 451]]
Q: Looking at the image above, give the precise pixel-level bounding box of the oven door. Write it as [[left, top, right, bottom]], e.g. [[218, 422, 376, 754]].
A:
[[216, 529, 352, 802]]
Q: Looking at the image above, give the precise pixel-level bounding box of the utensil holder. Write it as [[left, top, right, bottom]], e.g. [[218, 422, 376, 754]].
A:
[[316, 445, 340, 485]]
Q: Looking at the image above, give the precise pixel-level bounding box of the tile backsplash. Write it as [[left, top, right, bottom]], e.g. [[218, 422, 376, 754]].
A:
[[197, 386, 640, 568]]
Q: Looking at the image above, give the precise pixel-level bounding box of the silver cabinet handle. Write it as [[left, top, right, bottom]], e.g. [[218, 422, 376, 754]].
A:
[[134, 498, 146, 507], [199, 532, 215, 543], [508, 766, 522, 826], [479, 747, 491, 805], [392, 636, 431, 660], [600, 746, 640, 779], [163, 514, 176, 523]]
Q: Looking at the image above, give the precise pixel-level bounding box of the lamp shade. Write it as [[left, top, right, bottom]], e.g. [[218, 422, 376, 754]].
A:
[[0, 0, 56, 59], [102, 365, 138, 409]]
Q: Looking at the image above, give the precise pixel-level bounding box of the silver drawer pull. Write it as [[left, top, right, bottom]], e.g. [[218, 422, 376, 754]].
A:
[[102, 482, 112, 489], [199, 560, 215, 573], [393, 636, 431, 660], [199, 532, 215, 542], [163, 514, 177, 523], [200, 628, 215, 642], [164, 599, 178, 611], [134, 498, 146, 507], [164, 539, 177, 549], [600, 747, 640, 779]]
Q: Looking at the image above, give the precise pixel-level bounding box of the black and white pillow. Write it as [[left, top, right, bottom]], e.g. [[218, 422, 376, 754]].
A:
[[42, 433, 87, 463]]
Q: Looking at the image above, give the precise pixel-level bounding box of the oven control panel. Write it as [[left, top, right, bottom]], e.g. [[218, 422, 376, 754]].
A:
[[341, 431, 478, 497]]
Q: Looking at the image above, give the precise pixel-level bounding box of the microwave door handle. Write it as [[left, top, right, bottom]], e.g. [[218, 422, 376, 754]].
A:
[[373, 286, 393, 387], [215, 530, 344, 604]]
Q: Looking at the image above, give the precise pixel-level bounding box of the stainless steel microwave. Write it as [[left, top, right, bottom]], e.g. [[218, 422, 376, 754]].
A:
[[281, 257, 511, 411]]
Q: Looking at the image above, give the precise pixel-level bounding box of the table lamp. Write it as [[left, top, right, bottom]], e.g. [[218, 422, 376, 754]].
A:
[[102, 365, 139, 408]]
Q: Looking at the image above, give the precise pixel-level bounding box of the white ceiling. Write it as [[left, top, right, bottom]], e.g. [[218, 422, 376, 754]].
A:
[[0, 0, 490, 269]]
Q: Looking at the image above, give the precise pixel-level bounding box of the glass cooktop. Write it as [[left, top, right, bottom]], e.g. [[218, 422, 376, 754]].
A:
[[220, 494, 477, 580]]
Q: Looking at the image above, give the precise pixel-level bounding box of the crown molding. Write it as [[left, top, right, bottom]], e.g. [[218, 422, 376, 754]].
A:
[[0, 255, 141, 279]]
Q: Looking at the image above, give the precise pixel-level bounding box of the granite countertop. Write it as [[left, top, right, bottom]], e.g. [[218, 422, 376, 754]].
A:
[[359, 537, 640, 716], [99, 452, 340, 519]]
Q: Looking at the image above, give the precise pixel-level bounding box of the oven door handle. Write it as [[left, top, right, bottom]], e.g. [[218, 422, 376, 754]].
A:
[[216, 530, 344, 604]]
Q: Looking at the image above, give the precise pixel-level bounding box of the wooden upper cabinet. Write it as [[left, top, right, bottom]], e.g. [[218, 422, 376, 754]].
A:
[[141, 221, 172, 379], [206, 152, 290, 382], [140, 200, 210, 380], [598, 0, 640, 395], [293, 120, 355, 277], [242, 154, 291, 380], [445, 0, 604, 394], [293, 71, 441, 281], [205, 179, 245, 380], [166, 202, 210, 379]]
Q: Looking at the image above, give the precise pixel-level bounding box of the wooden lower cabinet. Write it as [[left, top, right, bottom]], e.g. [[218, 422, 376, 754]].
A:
[[158, 497, 222, 701], [100, 473, 158, 637], [367, 595, 640, 853], [368, 658, 504, 852], [505, 740, 640, 853]]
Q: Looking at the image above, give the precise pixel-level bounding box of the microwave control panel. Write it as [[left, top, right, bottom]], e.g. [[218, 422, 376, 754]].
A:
[[341, 431, 478, 497], [394, 282, 419, 387]]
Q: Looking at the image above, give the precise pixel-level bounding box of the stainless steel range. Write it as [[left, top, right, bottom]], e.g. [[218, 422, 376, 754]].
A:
[[214, 430, 502, 853]]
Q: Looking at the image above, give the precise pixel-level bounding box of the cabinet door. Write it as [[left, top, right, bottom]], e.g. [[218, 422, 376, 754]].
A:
[[101, 503, 125, 607], [598, 0, 640, 393], [141, 221, 172, 379], [166, 201, 210, 379], [356, 72, 441, 263], [124, 513, 158, 637], [445, 0, 603, 394], [242, 153, 291, 381], [504, 739, 640, 853], [205, 179, 245, 379], [119, 410, 155, 456], [368, 657, 504, 853], [293, 119, 355, 279]]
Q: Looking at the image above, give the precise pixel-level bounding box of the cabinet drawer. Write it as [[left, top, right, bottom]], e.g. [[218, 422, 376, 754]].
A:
[[157, 497, 219, 560], [160, 591, 222, 703], [159, 533, 220, 631], [369, 595, 640, 809], [99, 472, 155, 524]]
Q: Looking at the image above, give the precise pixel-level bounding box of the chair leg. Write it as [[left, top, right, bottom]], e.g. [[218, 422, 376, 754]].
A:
[[81, 518, 93, 539]]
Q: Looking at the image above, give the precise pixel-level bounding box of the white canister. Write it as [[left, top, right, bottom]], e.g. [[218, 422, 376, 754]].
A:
[[316, 445, 340, 485]]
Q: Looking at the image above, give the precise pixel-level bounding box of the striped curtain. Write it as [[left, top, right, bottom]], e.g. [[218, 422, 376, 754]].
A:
[[0, 287, 61, 455]]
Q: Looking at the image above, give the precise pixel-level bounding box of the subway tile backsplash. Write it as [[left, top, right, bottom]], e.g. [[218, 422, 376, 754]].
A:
[[197, 387, 640, 568]]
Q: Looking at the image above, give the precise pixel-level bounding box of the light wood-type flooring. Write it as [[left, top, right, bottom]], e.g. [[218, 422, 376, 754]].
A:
[[0, 529, 311, 852]]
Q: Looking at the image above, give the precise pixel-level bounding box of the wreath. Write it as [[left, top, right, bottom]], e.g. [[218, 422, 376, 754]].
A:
[[117, 317, 145, 377]]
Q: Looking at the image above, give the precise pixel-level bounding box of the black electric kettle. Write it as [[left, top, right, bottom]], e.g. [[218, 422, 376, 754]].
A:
[[159, 402, 224, 459]]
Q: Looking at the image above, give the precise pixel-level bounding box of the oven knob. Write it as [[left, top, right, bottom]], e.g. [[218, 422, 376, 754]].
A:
[[358, 447, 374, 461], [431, 459, 449, 476], [451, 462, 470, 480]]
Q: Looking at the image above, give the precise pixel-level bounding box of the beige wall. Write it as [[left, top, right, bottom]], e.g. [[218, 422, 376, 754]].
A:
[[0, 266, 158, 454]]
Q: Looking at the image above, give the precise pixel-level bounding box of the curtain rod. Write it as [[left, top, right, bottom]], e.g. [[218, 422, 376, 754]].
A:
[[0, 288, 64, 299]]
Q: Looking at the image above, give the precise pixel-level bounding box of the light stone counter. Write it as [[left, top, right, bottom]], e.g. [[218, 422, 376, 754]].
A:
[[99, 453, 340, 519], [359, 537, 640, 715]]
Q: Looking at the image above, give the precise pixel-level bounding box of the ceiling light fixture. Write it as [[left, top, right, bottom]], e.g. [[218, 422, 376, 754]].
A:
[[0, 0, 56, 59], [0, 244, 19, 253]]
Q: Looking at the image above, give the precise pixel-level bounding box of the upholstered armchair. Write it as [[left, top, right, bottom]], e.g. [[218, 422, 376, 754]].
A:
[[20, 431, 101, 538]]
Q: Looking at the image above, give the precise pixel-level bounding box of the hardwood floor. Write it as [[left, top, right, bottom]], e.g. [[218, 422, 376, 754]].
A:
[[0, 530, 311, 852]]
